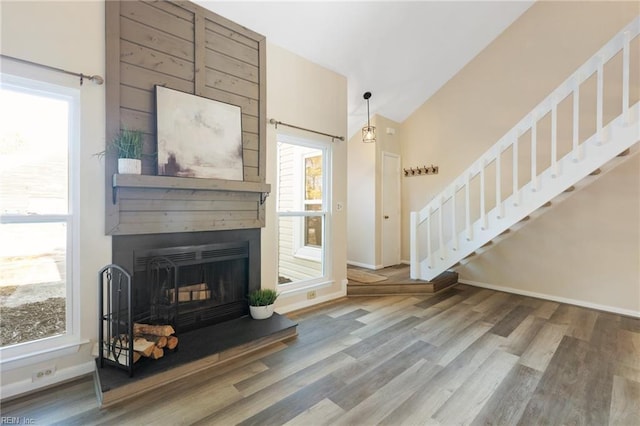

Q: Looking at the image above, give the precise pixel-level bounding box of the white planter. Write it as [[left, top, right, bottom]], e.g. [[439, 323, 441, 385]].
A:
[[249, 304, 274, 320], [118, 158, 142, 174]]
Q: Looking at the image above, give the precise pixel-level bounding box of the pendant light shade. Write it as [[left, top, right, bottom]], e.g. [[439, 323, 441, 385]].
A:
[[362, 91, 376, 143]]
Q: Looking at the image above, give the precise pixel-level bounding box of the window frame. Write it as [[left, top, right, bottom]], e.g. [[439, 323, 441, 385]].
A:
[[276, 134, 332, 290], [0, 72, 81, 362]]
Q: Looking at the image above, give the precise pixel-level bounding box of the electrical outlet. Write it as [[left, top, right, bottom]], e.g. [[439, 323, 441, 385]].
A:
[[32, 365, 56, 382], [307, 290, 316, 300]]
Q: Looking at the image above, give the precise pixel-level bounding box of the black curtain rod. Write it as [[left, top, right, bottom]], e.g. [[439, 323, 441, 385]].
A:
[[0, 54, 104, 85], [269, 118, 344, 142]]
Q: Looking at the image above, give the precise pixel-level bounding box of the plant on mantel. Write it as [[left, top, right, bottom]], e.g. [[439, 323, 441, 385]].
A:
[[99, 128, 144, 174]]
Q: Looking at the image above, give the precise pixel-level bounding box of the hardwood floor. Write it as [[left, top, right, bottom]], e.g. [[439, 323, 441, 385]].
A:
[[2, 285, 639, 425]]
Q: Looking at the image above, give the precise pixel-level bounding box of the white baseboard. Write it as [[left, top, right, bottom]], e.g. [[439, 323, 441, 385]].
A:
[[1, 361, 95, 401], [347, 260, 380, 270], [276, 288, 347, 314], [459, 279, 640, 318]]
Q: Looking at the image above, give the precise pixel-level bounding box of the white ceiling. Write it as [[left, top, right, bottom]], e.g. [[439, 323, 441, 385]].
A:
[[195, 1, 534, 139]]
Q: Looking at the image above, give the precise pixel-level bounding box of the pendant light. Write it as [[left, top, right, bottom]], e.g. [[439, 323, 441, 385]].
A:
[[362, 91, 376, 143]]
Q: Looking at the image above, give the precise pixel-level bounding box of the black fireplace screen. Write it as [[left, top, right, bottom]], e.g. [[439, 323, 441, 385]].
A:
[[134, 240, 250, 333]]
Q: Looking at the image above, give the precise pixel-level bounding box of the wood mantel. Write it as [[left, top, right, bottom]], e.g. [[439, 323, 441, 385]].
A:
[[113, 174, 270, 193], [109, 175, 270, 235]]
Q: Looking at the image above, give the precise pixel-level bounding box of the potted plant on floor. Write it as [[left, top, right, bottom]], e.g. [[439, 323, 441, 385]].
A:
[[247, 289, 279, 320], [107, 128, 144, 174]]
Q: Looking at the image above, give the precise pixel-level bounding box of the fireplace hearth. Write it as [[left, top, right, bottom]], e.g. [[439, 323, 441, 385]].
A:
[[96, 228, 297, 406]]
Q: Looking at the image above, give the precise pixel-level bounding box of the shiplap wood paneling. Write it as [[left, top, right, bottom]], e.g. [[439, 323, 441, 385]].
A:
[[105, 0, 267, 235]]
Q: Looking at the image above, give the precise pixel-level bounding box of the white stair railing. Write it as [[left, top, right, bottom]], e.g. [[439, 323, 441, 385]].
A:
[[411, 17, 640, 281]]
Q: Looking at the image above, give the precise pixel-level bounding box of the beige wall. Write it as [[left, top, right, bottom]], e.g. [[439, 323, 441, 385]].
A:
[[400, 1, 639, 313], [1, 0, 109, 395], [347, 114, 402, 269], [347, 117, 376, 267], [458, 154, 640, 312], [265, 43, 348, 312]]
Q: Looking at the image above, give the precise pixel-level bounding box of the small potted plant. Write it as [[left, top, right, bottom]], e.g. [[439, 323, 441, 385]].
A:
[[247, 288, 279, 320], [109, 128, 144, 174]]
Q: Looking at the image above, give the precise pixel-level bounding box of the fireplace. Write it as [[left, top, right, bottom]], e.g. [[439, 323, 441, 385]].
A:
[[112, 229, 261, 333]]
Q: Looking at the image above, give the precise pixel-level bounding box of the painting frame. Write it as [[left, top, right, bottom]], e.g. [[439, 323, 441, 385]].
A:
[[155, 85, 244, 181]]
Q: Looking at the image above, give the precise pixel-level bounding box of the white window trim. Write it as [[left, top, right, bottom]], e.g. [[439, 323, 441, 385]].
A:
[[0, 72, 82, 363], [276, 134, 332, 291]]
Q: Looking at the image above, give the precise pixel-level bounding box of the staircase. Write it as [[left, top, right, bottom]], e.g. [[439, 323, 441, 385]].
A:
[[410, 18, 640, 282]]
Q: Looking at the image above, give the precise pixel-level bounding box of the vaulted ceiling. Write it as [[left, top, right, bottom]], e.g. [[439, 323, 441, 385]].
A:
[[195, 1, 534, 138]]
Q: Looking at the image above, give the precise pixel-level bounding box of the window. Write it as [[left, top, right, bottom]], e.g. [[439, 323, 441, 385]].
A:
[[277, 135, 330, 286], [0, 74, 79, 352], [304, 155, 322, 248]]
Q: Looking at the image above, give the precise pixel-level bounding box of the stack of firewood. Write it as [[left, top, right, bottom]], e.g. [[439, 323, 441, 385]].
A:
[[130, 323, 178, 361], [97, 323, 179, 366]]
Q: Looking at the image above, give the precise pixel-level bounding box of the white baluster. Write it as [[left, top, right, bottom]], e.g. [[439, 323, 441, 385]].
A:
[[451, 189, 458, 251], [438, 197, 445, 260], [622, 31, 630, 125], [573, 85, 580, 162], [531, 118, 538, 191], [410, 212, 418, 279], [496, 148, 503, 219], [426, 209, 433, 269], [465, 176, 472, 241], [480, 161, 487, 230], [551, 102, 558, 177], [513, 135, 519, 206], [596, 57, 604, 143]]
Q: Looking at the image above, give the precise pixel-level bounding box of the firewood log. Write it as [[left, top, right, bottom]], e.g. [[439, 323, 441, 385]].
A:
[[132, 337, 156, 357], [133, 323, 175, 337], [166, 335, 179, 350], [135, 334, 168, 349], [150, 346, 164, 360]]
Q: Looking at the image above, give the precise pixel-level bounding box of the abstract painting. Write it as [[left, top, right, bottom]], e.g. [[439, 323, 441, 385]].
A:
[[156, 85, 243, 180]]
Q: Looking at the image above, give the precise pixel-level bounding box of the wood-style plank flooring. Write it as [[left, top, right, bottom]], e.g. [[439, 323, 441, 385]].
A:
[[2, 284, 639, 425]]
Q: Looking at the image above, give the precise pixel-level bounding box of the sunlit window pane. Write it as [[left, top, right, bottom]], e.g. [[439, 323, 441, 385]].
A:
[[277, 216, 323, 284], [0, 88, 69, 215], [0, 222, 67, 346]]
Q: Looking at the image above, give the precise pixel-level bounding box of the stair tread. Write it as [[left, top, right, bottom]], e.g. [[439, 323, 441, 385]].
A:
[[347, 269, 458, 296]]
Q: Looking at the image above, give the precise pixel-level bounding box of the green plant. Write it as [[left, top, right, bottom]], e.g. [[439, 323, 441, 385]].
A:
[[107, 128, 143, 159], [247, 289, 279, 306]]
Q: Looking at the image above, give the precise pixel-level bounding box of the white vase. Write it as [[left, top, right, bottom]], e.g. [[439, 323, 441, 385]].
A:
[[249, 304, 274, 320], [118, 158, 141, 174]]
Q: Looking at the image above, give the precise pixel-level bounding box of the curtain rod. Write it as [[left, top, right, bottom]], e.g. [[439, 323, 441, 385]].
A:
[[269, 118, 344, 142], [0, 54, 104, 85]]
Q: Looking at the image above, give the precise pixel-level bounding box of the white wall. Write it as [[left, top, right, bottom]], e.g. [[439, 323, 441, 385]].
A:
[[400, 1, 640, 313], [264, 43, 348, 312], [0, 0, 109, 397]]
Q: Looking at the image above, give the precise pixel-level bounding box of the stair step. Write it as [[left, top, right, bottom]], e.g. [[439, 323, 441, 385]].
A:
[[499, 229, 511, 236], [618, 148, 630, 157], [564, 185, 575, 193], [541, 201, 552, 208], [347, 271, 458, 296], [590, 168, 602, 176], [519, 215, 531, 222], [481, 240, 493, 248]]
